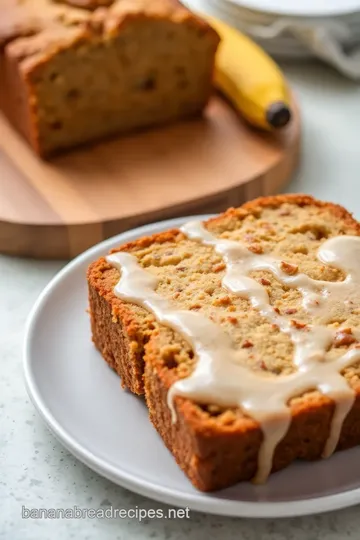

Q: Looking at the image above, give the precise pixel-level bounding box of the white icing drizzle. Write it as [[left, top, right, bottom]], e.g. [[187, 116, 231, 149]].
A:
[[107, 224, 360, 483]]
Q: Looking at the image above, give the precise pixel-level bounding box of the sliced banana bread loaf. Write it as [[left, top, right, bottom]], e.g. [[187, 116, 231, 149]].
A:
[[88, 195, 360, 491], [0, 0, 219, 156]]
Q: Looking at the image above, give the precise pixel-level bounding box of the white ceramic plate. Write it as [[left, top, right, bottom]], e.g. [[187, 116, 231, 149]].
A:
[[24, 217, 360, 518], [229, 0, 360, 17]]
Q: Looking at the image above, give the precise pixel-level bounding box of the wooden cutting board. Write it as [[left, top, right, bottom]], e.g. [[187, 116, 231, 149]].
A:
[[0, 94, 300, 259]]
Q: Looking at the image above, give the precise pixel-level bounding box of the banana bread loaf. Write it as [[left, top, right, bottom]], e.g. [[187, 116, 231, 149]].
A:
[[0, 0, 219, 157], [87, 194, 360, 491]]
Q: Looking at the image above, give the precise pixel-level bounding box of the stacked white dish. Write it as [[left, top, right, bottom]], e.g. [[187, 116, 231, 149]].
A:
[[186, 0, 360, 78]]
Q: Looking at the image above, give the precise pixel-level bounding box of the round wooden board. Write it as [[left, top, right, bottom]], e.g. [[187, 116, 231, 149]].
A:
[[0, 94, 300, 259]]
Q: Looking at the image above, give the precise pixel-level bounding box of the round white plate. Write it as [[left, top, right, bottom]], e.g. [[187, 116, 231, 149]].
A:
[[24, 217, 360, 518], [229, 0, 360, 17]]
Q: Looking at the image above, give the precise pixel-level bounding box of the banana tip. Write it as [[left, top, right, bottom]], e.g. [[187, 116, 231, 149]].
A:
[[266, 102, 292, 129]]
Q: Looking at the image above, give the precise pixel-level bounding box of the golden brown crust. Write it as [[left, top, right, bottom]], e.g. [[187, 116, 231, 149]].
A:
[[88, 194, 360, 490], [88, 274, 146, 394], [0, 0, 216, 53], [87, 257, 152, 394]]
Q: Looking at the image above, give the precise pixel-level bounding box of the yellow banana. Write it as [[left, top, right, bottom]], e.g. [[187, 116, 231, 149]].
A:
[[206, 16, 291, 131]]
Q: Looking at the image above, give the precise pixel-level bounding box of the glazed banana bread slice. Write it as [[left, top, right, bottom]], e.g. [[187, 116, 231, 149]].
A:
[[0, 0, 219, 157], [87, 195, 360, 491]]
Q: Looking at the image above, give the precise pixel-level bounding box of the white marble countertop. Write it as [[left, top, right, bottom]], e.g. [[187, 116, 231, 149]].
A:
[[2, 61, 360, 539]]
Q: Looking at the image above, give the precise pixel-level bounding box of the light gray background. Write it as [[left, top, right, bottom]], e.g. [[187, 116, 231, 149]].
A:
[[1, 62, 360, 539]]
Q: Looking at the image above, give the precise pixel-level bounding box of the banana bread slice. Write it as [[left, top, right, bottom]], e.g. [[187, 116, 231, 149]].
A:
[[0, 0, 219, 157], [87, 194, 360, 491]]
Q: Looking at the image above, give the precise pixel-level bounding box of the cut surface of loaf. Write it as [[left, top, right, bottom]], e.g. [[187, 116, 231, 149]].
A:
[[0, 0, 219, 156], [88, 194, 360, 491]]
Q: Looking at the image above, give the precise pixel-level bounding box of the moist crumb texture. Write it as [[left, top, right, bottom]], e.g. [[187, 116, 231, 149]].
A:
[[88, 194, 360, 491], [0, 0, 219, 156]]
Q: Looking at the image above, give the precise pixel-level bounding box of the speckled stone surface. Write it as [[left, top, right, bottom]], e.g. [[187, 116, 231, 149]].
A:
[[2, 61, 360, 539]]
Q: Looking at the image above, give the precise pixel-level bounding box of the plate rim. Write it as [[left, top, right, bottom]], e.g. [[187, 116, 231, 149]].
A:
[[227, 0, 360, 17], [24, 215, 360, 519]]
